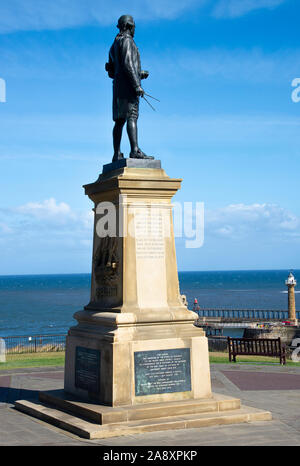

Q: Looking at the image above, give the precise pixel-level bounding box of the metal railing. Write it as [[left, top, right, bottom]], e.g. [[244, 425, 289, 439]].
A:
[[195, 309, 300, 320], [1, 308, 299, 354], [1, 334, 67, 354]]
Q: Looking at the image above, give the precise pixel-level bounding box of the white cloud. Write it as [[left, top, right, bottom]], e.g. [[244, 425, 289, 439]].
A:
[[213, 0, 287, 18], [0, 198, 94, 249], [18, 198, 73, 219], [1, 198, 300, 273], [206, 203, 300, 240], [0, 0, 203, 34], [0, 0, 288, 34], [0, 0, 289, 34], [1, 198, 299, 252]]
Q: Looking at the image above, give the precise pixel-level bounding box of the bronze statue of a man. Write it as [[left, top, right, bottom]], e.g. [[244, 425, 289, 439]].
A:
[[106, 15, 153, 162]]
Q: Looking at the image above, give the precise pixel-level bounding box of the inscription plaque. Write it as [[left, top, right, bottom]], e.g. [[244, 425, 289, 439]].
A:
[[134, 348, 191, 396], [75, 347, 100, 394], [134, 206, 168, 308], [135, 208, 165, 260]]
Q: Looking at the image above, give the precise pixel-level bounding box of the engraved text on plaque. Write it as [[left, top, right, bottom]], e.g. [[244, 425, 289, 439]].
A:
[[75, 347, 101, 394], [134, 348, 191, 396]]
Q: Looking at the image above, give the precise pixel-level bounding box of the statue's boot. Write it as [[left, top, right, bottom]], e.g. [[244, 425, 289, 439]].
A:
[[129, 149, 154, 160], [112, 153, 124, 162]]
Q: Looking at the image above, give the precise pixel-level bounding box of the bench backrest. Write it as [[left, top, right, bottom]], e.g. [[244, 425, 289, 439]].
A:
[[228, 337, 283, 356]]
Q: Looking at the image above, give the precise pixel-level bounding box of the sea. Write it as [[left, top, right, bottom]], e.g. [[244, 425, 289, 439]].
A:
[[0, 270, 298, 338]]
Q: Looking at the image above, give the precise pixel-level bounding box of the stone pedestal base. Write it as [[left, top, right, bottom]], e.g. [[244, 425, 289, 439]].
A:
[[14, 163, 272, 438], [15, 391, 272, 440], [290, 320, 298, 327], [64, 316, 211, 407]]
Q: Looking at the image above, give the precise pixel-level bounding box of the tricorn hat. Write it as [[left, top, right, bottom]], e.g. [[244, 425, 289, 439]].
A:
[[117, 15, 135, 29]]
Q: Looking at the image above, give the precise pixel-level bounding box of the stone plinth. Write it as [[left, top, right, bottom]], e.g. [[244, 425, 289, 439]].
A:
[[64, 164, 211, 406], [15, 162, 272, 439]]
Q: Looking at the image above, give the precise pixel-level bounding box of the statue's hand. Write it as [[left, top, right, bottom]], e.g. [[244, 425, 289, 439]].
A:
[[135, 86, 144, 97], [141, 70, 149, 80]]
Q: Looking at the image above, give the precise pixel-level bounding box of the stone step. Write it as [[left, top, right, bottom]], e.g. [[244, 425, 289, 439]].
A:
[[15, 398, 272, 440], [39, 390, 241, 425]]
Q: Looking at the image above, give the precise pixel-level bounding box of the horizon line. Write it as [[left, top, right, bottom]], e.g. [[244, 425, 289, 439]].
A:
[[0, 268, 299, 278]]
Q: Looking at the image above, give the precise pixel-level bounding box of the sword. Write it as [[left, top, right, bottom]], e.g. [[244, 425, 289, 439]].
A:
[[142, 95, 156, 112], [144, 92, 160, 102]]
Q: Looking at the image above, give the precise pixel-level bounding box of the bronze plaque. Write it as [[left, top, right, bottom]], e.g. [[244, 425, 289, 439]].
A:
[[134, 348, 191, 396], [75, 347, 100, 394]]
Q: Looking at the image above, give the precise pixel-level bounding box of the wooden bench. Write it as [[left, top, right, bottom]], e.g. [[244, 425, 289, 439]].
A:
[[227, 337, 286, 365]]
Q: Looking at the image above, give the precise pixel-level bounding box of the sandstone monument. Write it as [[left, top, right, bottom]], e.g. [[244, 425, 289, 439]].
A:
[[15, 15, 272, 439]]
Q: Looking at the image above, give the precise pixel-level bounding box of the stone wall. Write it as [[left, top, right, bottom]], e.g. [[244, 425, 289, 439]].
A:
[[243, 327, 300, 346], [208, 337, 228, 353]]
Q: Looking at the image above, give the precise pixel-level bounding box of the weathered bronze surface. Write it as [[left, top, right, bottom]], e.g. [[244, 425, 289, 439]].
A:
[[75, 347, 101, 394], [106, 15, 154, 162], [134, 349, 192, 396]]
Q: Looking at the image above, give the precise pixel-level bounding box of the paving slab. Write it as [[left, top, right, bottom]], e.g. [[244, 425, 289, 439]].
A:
[[0, 363, 300, 445], [222, 370, 300, 390]]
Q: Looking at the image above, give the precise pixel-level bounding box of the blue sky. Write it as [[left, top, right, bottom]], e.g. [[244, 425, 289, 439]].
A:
[[0, 0, 300, 274]]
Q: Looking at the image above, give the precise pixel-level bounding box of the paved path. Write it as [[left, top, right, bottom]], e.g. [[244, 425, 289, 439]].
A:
[[1, 363, 300, 446]]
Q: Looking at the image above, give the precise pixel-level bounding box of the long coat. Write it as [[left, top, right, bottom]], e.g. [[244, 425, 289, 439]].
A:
[[107, 32, 142, 121]]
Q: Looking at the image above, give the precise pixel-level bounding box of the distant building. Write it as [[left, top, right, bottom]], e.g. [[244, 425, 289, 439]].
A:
[[285, 272, 297, 325]]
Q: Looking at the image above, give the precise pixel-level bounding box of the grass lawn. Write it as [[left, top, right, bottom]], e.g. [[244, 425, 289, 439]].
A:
[[0, 351, 299, 371], [210, 351, 300, 366], [0, 352, 65, 371]]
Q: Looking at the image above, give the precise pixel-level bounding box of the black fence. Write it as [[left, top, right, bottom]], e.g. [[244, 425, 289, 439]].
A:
[[1, 308, 299, 354], [195, 309, 300, 320], [0, 334, 67, 354]]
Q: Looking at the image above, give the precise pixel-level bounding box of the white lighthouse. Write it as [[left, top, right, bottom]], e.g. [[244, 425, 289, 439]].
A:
[[285, 272, 297, 325]]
